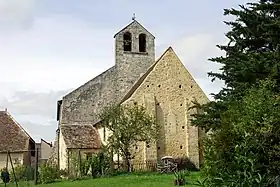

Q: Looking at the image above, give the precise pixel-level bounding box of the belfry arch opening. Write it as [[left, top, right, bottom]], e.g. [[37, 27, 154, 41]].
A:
[[139, 33, 146, 52], [123, 32, 132, 51]]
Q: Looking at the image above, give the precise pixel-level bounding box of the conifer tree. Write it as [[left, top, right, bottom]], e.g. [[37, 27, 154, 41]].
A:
[[192, 0, 280, 186]]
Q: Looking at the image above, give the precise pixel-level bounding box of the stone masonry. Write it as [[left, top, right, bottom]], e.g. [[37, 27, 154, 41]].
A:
[[60, 20, 155, 125], [48, 19, 209, 169], [121, 47, 209, 168]]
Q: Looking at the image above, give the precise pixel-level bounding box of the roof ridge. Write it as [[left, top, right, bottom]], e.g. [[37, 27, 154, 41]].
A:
[[113, 20, 155, 38], [119, 47, 173, 103]]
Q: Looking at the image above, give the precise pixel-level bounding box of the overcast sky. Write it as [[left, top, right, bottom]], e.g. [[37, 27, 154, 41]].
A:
[[0, 0, 250, 143]]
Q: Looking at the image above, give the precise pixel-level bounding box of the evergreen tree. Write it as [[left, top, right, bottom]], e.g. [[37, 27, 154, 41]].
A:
[[192, 0, 280, 132], [192, 0, 280, 186]]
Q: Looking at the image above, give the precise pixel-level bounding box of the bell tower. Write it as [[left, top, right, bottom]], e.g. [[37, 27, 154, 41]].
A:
[[114, 16, 155, 95]]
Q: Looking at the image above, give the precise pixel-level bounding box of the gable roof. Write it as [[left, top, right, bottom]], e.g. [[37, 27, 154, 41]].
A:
[[60, 124, 101, 149], [113, 20, 155, 38], [120, 47, 172, 103], [120, 46, 210, 103], [0, 111, 34, 152]]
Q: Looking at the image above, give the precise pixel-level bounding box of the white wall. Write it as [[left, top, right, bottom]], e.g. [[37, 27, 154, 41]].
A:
[[59, 133, 67, 170], [0, 153, 24, 170]]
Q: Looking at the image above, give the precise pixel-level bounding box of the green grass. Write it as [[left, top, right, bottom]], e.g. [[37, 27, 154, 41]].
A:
[[1, 172, 201, 187]]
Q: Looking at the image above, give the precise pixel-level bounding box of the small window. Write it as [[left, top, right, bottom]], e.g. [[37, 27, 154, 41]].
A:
[[135, 146, 138, 150], [147, 144, 150, 148], [139, 33, 146, 52], [182, 126, 185, 129], [134, 102, 137, 105], [191, 85, 193, 88], [180, 145, 183, 149], [147, 85, 149, 87], [179, 85, 182, 88], [158, 85, 161, 88], [123, 32, 132, 51], [180, 104, 183, 106], [158, 147, 160, 150], [157, 103, 160, 106]]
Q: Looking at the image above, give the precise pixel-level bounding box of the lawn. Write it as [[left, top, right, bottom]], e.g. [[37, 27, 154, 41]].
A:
[[1, 172, 201, 187]]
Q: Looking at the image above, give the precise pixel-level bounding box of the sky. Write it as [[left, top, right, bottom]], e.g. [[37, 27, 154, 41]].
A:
[[0, 0, 250, 143]]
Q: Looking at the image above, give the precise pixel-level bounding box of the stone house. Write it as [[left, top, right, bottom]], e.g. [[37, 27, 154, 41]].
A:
[[48, 18, 209, 170], [35, 139, 53, 165], [0, 109, 36, 169]]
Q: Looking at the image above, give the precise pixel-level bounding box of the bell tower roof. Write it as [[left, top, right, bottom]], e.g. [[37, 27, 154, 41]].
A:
[[113, 18, 155, 39]]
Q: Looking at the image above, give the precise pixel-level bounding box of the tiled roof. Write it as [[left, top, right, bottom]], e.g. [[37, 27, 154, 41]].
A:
[[60, 124, 101, 149], [0, 111, 32, 152]]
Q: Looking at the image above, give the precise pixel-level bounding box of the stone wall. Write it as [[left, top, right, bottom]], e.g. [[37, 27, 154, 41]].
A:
[[60, 20, 155, 126], [121, 47, 209, 168], [47, 129, 59, 167]]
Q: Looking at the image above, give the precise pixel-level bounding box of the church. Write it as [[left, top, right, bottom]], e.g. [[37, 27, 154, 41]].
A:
[[48, 18, 209, 170]]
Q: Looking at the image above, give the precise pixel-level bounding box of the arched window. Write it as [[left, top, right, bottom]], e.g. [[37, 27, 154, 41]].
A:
[[123, 32, 132, 51], [139, 33, 146, 52]]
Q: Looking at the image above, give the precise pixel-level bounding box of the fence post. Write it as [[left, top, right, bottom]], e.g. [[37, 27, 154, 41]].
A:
[[34, 148, 39, 185], [4, 151, 8, 187], [8, 151, 18, 187]]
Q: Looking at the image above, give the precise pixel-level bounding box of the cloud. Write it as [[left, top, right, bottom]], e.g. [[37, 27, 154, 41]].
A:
[[0, 90, 69, 142], [0, 14, 115, 92], [0, 0, 35, 30]]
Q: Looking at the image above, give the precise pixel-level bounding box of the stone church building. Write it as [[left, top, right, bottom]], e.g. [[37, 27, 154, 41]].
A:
[[48, 18, 209, 170]]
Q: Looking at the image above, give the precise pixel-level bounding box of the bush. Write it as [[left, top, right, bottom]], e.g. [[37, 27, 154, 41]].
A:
[[89, 151, 111, 178], [174, 157, 198, 171], [10, 165, 34, 182], [1, 168, 10, 183], [39, 164, 62, 184]]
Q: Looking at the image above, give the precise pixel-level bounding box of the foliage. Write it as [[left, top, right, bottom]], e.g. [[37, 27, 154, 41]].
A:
[[89, 147, 112, 178], [99, 103, 158, 172], [0, 168, 10, 183], [173, 170, 190, 186], [189, 0, 280, 186], [201, 80, 280, 186], [192, 0, 280, 132], [10, 165, 35, 182], [174, 157, 198, 171], [39, 164, 63, 184]]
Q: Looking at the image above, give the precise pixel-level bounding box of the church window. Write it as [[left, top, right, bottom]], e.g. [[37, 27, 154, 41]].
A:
[[139, 33, 146, 52], [123, 32, 132, 51]]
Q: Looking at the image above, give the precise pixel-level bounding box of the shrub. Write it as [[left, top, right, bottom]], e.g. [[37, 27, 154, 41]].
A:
[[1, 168, 10, 183], [10, 165, 34, 182], [39, 164, 61, 184], [89, 151, 111, 178], [174, 157, 198, 171], [173, 170, 189, 186]]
